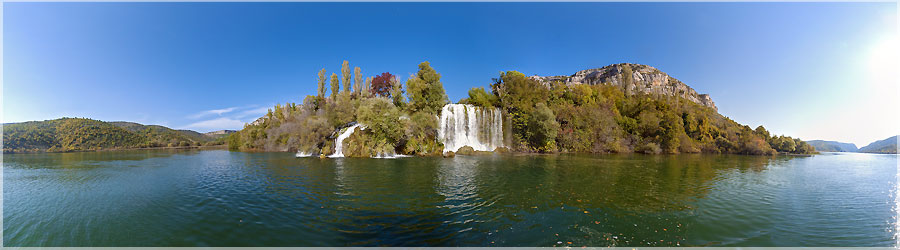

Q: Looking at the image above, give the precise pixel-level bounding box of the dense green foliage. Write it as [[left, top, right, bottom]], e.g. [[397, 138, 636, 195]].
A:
[[406, 62, 449, 115], [400, 111, 442, 155], [228, 61, 446, 157], [490, 71, 550, 151], [459, 86, 499, 108], [110, 122, 219, 147], [487, 70, 814, 155], [344, 98, 404, 157], [526, 103, 560, 151], [356, 98, 403, 145], [231, 61, 815, 156], [3, 118, 220, 153]]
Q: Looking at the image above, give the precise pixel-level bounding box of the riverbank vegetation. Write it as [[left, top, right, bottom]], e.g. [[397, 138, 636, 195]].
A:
[[4, 61, 814, 156], [462, 70, 814, 155], [229, 61, 814, 156], [227, 61, 448, 157], [3, 118, 227, 153]]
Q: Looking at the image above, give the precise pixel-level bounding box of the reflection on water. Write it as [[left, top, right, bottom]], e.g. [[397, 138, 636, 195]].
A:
[[3, 150, 896, 247]]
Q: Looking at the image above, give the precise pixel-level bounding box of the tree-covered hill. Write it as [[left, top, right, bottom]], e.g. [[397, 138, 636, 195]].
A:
[[3, 118, 222, 153], [229, 61, 815, 156], [109, 121, 214, 146], [806, 140, 858, 152], [858, 136, 898, 154]]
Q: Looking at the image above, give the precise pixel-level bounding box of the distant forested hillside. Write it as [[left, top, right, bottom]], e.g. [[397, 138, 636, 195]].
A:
[[3, 118, 224, 153], [858, 136, 898, 154], [108, 121, 213, 146], [806, 140, 858, 152]]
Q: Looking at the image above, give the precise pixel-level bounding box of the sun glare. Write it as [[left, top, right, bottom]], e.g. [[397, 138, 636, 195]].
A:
[[867, 35, 899, 89]]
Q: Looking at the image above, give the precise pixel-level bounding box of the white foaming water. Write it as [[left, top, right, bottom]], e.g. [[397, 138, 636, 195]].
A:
[[329, 124, 365, 158], [438, 104, 504, 153], [372, 153, 410, 159], [295, 151, 314, 157]]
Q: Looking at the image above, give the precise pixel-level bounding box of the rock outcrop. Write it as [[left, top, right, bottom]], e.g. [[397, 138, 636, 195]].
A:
[[204, 130, 236, 136], [530, 63, 716, 110]]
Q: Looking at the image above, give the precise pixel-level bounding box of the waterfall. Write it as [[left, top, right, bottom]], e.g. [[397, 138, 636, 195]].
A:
[[438, 104, 504, 153], [329, 123, 365, 158]]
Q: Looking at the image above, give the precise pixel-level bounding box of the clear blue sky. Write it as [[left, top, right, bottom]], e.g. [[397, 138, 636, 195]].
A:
[[4, 2, 897, 146]]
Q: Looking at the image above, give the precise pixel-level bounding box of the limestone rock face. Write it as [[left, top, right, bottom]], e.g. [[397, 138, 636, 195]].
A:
[[530, 63, 717, 110]]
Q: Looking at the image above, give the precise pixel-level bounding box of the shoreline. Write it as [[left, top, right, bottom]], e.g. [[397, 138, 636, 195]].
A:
[[295, 150, 823, 158], [20, 147, 900, 156], [3, 145, 228, 154]]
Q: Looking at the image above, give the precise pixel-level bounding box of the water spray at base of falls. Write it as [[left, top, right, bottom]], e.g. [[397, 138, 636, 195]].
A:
[[438, 104, 504, 153], [296, 122, 409, 159], [372, 153, 410, 159]]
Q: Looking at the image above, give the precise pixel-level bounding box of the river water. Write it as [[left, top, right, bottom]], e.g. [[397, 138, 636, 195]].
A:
[[3, 150, 896, 246]]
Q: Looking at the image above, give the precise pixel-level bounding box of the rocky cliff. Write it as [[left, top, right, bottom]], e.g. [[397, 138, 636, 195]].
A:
[[530, 63, 716, 110], [204, 130, 237, 136]]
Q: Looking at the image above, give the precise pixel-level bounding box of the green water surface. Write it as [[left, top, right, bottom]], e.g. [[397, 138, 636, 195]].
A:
[[3, 150, 896, 246]]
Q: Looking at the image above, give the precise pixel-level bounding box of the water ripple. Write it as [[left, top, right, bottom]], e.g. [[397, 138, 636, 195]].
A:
[[3, 151, 896, 247]]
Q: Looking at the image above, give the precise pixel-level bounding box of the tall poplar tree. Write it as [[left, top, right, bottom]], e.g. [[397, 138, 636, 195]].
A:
[[390, 75, 405, 108], [341, 60, 351, 92], [330, 73, 340, 100], [317, 68, 327, 98], [364, 76, 373, 97], [353, 67, 362, 95]]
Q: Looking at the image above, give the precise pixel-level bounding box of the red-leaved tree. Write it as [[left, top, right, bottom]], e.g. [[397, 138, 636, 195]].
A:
[[371, 72, 394, 97]]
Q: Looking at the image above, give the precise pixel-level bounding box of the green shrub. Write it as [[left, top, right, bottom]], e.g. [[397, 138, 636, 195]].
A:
[[636, 141, 661, 154], [357, 97, 403, 145], [526, 103, 559, 152], [401, 111, 443, 155], [465, 87, 499, 107]]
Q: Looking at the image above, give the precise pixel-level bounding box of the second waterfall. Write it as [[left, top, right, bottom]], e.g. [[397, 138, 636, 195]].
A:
[[438, 104, 504, 153]]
